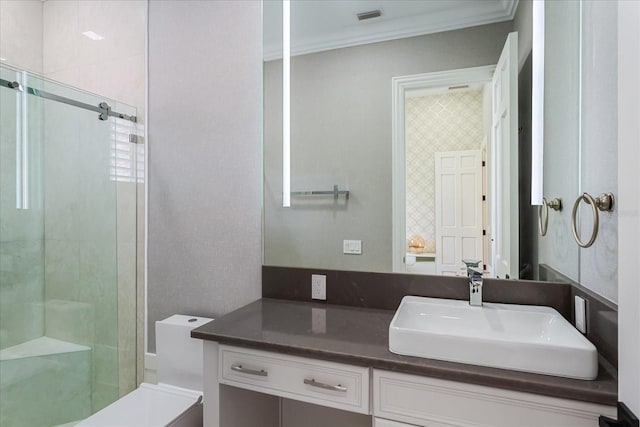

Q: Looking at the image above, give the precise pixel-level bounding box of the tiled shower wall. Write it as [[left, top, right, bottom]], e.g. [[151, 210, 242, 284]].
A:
[[41, 0, 146, 404], [0, 89, 45, 352], [40, 93, 123, 412], [0, 1, 44, 351], [405, 90, 484, 249]]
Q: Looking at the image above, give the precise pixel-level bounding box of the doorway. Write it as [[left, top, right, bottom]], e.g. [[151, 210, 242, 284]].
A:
[[393, 73, 492, 276], [392, 33, 518, 278]]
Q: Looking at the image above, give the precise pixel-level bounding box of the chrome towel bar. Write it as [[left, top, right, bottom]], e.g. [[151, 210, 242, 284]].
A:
[[291, 185, 349, 200]]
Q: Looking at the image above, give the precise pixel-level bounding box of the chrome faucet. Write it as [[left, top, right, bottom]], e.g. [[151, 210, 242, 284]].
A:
[[463, 260, 483, 306]]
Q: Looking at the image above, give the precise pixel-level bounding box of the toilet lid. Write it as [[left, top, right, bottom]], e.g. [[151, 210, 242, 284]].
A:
[[76, 383, 202, 427]]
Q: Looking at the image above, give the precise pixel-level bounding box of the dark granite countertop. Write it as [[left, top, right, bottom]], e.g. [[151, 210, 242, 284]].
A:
[[191, 298, 617, 406]]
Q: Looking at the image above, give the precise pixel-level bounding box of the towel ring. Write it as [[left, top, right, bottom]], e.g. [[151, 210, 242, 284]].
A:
[[571, 192, 614, 248], [538, 198, 562, 236]]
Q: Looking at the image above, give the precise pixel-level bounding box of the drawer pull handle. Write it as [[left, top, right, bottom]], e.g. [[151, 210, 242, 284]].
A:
[[303, 378, 347, 392], [231, 364, 268, 377]]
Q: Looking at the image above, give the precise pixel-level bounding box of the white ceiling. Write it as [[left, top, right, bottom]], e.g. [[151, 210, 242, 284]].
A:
[[264, 0, 519, 60]]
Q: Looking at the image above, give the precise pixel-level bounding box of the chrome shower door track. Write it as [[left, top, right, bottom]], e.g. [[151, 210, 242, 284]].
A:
[[1, 78, 137, 123]]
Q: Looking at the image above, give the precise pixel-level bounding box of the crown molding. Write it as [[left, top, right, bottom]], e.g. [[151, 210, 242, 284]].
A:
[[265, 1, 519, 61]]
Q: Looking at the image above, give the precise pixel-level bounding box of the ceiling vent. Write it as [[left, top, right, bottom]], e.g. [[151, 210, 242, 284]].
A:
[[357, 10, 382, 21]]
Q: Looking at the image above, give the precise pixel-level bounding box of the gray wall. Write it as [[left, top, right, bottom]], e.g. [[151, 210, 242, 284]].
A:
[[512, 0, 533, 70], [263, 22, 512, 273], [147, 0, 262, 351]]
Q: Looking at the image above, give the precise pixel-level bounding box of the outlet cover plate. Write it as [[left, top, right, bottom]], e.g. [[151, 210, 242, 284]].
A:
[[311, 274, 326, 300], [311, 307, 327, 334], [575, 296, 587, 333]]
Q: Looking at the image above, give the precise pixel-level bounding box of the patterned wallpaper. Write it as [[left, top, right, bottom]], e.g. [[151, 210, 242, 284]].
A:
[[405, 89, 484, 251]]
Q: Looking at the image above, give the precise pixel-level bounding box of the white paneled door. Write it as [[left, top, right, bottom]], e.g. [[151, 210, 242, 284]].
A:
[[489, 32, 518, 279], [435, 150, 483, 275]]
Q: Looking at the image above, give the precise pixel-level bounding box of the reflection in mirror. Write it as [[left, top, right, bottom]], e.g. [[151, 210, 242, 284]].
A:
[[537, 0, 581, 283], [402, 83, 490, 278], [263, 1, 581, 282], [390, 57, 517, 281]]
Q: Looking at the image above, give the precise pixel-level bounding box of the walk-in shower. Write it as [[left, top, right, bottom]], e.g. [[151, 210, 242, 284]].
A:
[[0, 63, 141, 426]]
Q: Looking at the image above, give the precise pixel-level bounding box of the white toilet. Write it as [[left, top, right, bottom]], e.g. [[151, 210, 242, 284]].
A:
[[77, 315, 213, 427]]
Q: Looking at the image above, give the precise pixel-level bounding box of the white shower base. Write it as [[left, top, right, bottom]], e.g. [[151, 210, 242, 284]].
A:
[[0, 336, 91, 427]]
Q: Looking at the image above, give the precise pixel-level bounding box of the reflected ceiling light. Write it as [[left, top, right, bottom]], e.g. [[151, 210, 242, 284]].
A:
[[0, 57, 6, 61], [82, 31, 104, 41], [16, 71, 29, 210], [531, 0, 544, 206]]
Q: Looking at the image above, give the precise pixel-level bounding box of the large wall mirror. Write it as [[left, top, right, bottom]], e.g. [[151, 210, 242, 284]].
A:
[[263, 0, 581, 283]]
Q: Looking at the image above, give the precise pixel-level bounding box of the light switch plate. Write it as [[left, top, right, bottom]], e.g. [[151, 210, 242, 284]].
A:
[[575, 296, 587, 333], [311, 274, 326, 300], [343, 239, 362, 254]]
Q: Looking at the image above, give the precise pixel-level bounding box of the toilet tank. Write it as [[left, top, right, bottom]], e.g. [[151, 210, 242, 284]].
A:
[[155, 315, 213, 392]]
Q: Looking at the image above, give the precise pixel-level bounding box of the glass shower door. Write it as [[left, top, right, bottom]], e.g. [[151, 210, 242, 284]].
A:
[[0, 64, 137, 426], [0, 65, 49, 426]]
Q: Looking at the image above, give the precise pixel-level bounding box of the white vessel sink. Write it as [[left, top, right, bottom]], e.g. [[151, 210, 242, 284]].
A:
[[389, 296, 598, 380]]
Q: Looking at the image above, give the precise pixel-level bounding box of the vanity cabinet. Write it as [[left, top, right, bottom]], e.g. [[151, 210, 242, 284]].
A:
[[204, 344, 615, 427], [218, 345, 369, 414], [373, 370, 614, 427]]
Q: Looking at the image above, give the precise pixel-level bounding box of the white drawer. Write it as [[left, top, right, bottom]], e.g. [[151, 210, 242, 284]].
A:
[[374, 370, 615, 427], [219, 345, 370, 414]]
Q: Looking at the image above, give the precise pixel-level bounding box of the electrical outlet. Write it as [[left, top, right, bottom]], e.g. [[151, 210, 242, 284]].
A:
[[311, 308, 326, 334], [575, 296, 587, 333], [311, 274, 326, 300]]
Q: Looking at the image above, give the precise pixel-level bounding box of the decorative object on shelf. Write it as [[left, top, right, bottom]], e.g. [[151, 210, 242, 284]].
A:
[[408, 235, 426, 253]]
